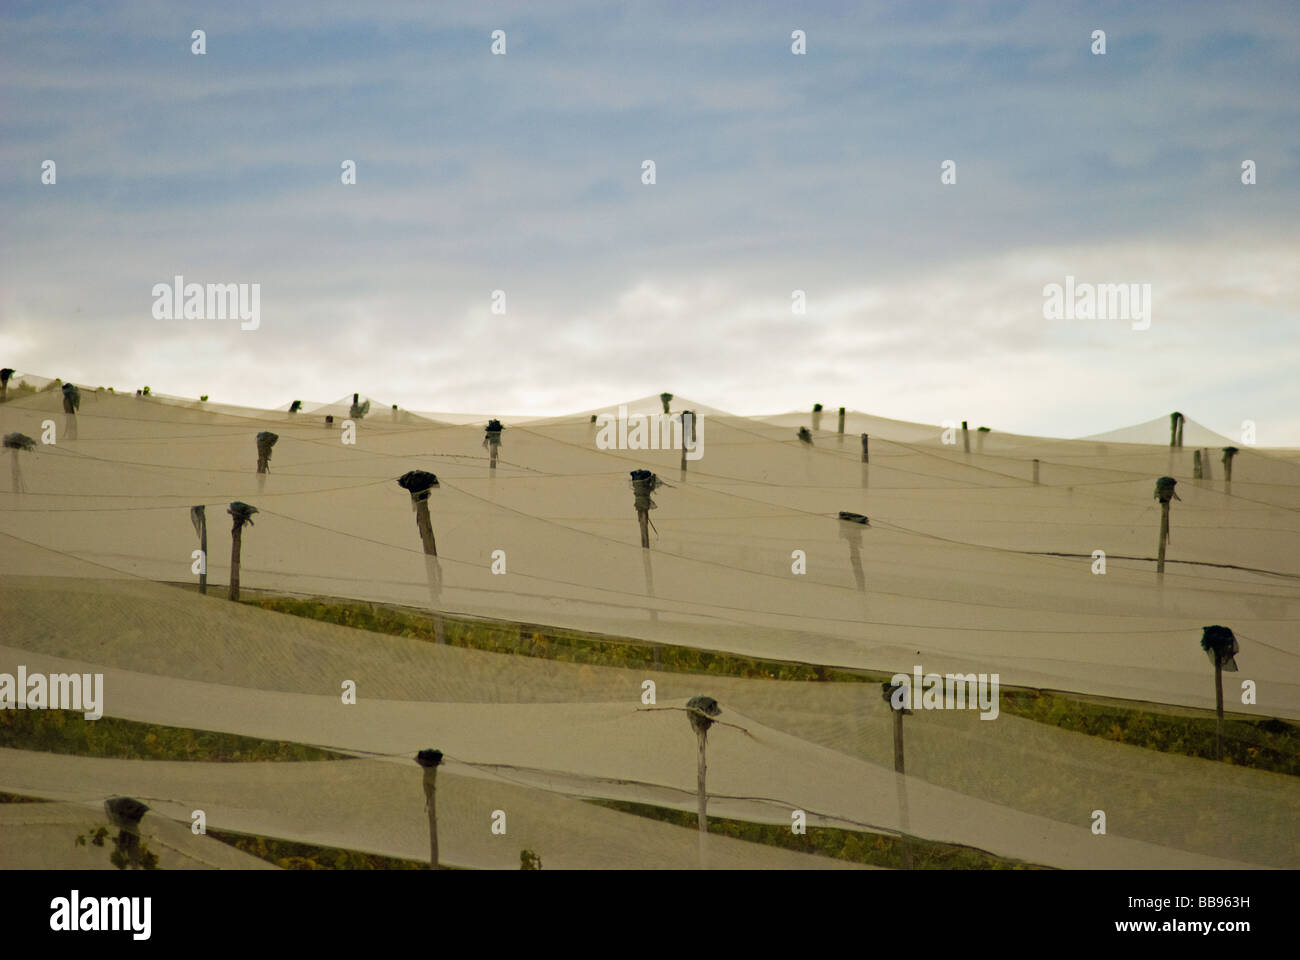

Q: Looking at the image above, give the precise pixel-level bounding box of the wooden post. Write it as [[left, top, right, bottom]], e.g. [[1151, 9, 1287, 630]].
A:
[[1214, 660, 1224, 761], [839, 512, 868, 592], [398, 471, 440, 556], [424, 557, 446, 643], [837, 407, 845, 434], [847, 535, 865, 592], [62, 384, 79, 441], [1201, 625, 1238, 763], [679, 411, 693, 479], [191, 506, 208, 595], [227, 502, 259, 602], [104, 796, 150, 867], [256, 432, 277, 474], [256, 431, 277, 493], [1157, 501, 1170, 574], [812, 404, 823, 432], [1193, 450, 1203, 479], [4, 433, 34, 493], [415, 749, 443, 869], [696, 726, 708, 861], [199, 511, 207, 595], [686, 696, 720, 870], [961, 420, 969, 453], [642, 551, 659, 626], [860, 433, 869, 463], [415, 498, 438, 556], [631, 470, 659, 549], [1154, 477, 1178, 576], [485, 420, 503, 472], [882, 682, 913, 869], [1033, 459, 1040, 485], [892, 705, 905, 776], [1221, 446, 1238, 489]]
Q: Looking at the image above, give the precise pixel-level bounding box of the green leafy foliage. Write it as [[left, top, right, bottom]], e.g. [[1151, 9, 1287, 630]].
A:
[[206, 830, 429, 870], [999, 690, 1297, 775], [241, 591, 1298, 776], [589, 799, 1049, 870], [0, 710, 346, 762], [74, 826, 109, 847], [74, 825, 158, 869], [244, 593, 844, 682]]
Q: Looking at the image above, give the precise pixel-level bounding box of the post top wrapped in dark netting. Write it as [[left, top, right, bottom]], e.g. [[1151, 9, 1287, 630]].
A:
[[415, 749, 444, 768], [350, 394, 370, 419], [3, 432, 36, 451], [228, 501, 259, 527], [1222, 446, 1239, 456], [255, 432, 278, 474], [1201, 625, 1239, 672], [838, 511, 869, 525], [0, 368, 13, 383], [630, 469, 661, 512], [61, 382, 81, 413], [484, 420, 504, 447], [104, 796, 149, 827], [289, 400, 302, 413], [1153, 476, 1180, 503], [686, 695, 721, 735], [881, 679, 913, 713], [398, 470, 440, 501], [797, 427, 813, 444]]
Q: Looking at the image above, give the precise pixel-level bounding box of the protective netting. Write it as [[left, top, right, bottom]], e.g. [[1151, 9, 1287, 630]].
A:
[[0, 798, 275, 870], [1, 385, 1298, 869]]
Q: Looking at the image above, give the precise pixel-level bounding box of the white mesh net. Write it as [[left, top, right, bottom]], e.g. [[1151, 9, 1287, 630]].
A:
[[2, 386, 1297, 868]]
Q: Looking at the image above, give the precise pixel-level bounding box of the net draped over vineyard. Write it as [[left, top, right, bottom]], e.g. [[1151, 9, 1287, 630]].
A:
[[2, 384, 1297, 869]]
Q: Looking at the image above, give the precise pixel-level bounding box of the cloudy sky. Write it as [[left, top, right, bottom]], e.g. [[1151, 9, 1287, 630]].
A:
[[2, 1, 1297, 440]]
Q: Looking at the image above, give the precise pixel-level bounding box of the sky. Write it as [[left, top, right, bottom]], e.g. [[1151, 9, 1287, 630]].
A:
[[2, 0, 1298, 441]]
